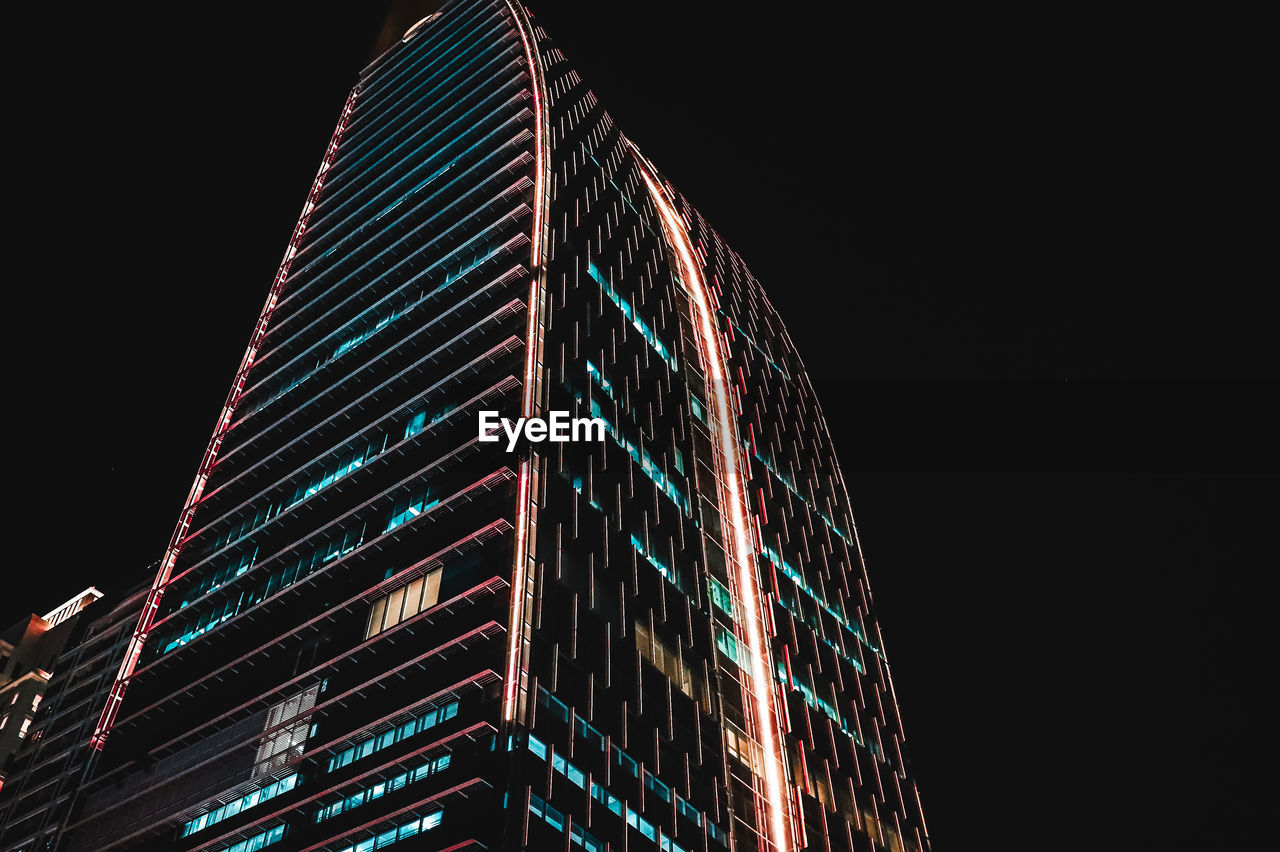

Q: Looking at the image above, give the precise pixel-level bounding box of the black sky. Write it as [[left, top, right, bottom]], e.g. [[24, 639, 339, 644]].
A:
[[6, 2, 1272, 849]]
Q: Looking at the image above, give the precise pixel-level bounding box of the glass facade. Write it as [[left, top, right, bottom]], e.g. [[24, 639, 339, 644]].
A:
[[0, 3, 928, 851]]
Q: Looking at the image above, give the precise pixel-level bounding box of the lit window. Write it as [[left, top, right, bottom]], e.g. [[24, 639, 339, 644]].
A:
[[404, 411, 427, 440], [366, 569, 442, 638], [254, 686, 318, 777]]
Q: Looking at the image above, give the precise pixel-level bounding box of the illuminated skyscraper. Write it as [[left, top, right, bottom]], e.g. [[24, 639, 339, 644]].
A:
[[3, 3, 929, 850]]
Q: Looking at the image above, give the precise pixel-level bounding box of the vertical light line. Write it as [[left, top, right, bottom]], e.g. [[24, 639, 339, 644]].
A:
[[502, 0, 550, 724], [90, 87, 361, 751], [632, 150, 794, 852]]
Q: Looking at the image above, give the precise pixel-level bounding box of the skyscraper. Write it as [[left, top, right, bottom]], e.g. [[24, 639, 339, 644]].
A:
[[6, 3, 929, 850]]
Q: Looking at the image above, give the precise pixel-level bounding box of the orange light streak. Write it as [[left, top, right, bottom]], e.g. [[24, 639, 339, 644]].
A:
[[501, 0, 549, 724], [633, 151, 794, 852]]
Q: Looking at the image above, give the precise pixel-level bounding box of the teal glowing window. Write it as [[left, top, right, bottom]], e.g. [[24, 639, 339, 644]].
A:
[[587, 260, 678, 372], [762, 545, 877, 654], [329, 811, 442, 852], [715, 627, 741, 666], [777, 660, 842, 725], [588, 396, 689, 514], [752, 446, 851, 543], [707, 576, 734, 618], [177, 547, 257, 611], [773, 587, 865, 673], [333, 309, 400, 360], [290, 440, 382, 507], [776, 660, 888, 762], [180, 774, 297, 838], [215, 824, 285, 852], [315, 754, 450, 823], [645, 771, 671, 802], [585, 360, 615, 396], [630, 533, 678, 586], [582, 363, 690, 514], [403, 403, 455, 441], [160, 526, 363, 656], [592, 779, 623, 816], [529, 793, 606, 852], [404, 410, 427, 440], [326, 701, 458, 772], [615, 747, 639, 778], [531, 688, 722, 844], [385, 488, 440, 533]]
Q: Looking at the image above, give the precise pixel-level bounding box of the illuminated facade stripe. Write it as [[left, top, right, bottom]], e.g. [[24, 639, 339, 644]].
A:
[[90, 87, 362, 752], [632, 146, 796, 852], [501, 0, 551, 726]]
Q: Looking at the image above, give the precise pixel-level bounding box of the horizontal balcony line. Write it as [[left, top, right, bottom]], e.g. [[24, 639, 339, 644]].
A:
[[181, 305, 524, 550], [244, 170, 534, 397], [302, 55, 527, 245], [286, 100, 530, 294], [293, 776, 492, 852], [222, 280, 527, 474], [148, 460, 517, 658], [339, 8, 507, 148], [354, 0, 498, 92], [183, 724, 495, 852], [89, 633, 505, 814], [245, 193, 532, 411], [336, 13, 511, 157], [194, 372, 521, 552]]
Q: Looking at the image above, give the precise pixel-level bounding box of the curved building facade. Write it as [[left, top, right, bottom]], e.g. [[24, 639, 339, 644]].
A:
[[0, 3, 929, 852]]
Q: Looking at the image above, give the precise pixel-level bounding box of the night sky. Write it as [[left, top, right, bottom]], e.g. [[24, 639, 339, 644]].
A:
[[7, 2, 1270, 849]]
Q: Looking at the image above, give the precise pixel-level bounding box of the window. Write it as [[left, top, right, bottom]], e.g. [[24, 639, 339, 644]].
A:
[[630, 534, 679, 586], [715, 627, 741, 666], [529, 793, 606, 851], [330, 811, 443, 852], [159, 524, 364, 659], [222, 824, 285, 852], [529, 690, 715, 845], [723, 722, 761, 774], [326, 701, 459, 772], [580, 363, 690, 516], [254, 685, 319, 777], [587, 260, 678, 372], [365, 568, 442, 637], [707, 576, 734, 618], [288, 442, 380, 508], [634, 620, 700, 699], [384, 490, 440, 533], [645, 771, 671, 802], [404, 410, 427, 440], [861, 808, 880, 844]]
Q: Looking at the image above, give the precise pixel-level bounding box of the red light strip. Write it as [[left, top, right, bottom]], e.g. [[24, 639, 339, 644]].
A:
[[501, 0, 550, 725], [631, 148, 795, 852], [90, 87, 361, 752]]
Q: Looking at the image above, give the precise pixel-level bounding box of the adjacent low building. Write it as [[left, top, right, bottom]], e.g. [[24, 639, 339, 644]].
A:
[[0, 579, 148, 852], [1, 589, 103, 787]]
